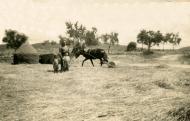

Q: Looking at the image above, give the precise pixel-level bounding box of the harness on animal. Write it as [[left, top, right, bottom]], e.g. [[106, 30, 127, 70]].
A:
[[86, 49, 97, 59], [86, 49, 107, 60]]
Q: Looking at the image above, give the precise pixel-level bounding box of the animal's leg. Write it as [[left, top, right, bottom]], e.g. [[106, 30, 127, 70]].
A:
[[100, 59, 103, 66], [82, 58, 88, 67], [90, 59, 94, 67]]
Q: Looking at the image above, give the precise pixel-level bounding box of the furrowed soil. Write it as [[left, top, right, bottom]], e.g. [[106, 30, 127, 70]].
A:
[[0, 54, 190, 121]]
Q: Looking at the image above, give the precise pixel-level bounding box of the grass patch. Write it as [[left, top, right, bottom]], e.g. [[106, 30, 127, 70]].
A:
[[0, 75, 5, 81], [178, 78, 190, 87], [176, 71, 190, 87], [179, 51, 190, 64], [0, 52, 189, 120], [168, 103, 190, 121], [154, 79, 173, 89], [156, 64, 169, 69], [141, 51, 165, 60], [143, 50, 154, 55], [133, 83, 152, 93]]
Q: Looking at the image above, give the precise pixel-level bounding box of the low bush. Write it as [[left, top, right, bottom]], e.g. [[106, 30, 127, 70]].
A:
[[126, 42, 137, 51]]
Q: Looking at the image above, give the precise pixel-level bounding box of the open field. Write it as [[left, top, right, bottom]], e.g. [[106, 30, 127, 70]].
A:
[[1, 54, 190, 121]]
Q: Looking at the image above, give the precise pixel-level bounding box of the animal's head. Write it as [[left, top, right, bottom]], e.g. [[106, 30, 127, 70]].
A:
[[72, 48, 84, 58], [102, 50, 108, 62]]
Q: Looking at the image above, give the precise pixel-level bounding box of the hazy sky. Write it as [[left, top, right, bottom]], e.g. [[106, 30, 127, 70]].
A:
[[0, 0, 190, 48]]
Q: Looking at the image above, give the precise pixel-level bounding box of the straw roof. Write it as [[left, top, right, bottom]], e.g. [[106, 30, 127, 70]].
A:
[[15, 41, 38, 54]]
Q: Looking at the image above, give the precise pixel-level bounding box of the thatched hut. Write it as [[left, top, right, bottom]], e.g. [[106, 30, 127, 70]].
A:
[[13, 41, 39, 64]]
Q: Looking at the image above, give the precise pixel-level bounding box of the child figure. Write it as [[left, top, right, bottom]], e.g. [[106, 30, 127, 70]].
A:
[[64, 52, 70, 65], [53, 55, 59, 73]]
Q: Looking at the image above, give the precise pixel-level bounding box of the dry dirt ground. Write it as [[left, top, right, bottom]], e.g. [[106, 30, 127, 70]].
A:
[[0, 54, 190, 121]]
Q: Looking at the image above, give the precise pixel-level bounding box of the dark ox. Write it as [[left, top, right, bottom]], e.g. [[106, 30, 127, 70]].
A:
[[72, 48, 108, 67]]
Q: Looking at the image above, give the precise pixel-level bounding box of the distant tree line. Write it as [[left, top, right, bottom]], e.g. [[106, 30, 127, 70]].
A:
[[1, 22, 120, 52], [137, 29, 181, 52], [42, 40, 58, 45], [1, 25, 182, 54]]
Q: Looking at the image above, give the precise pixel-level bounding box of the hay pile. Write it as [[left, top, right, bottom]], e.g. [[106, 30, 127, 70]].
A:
[[39, 54, 55, 64], [107, 61, 116, 68], [13, 41, 39, 64]]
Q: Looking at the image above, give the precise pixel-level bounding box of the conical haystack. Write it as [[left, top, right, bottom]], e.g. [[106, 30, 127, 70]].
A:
[[13, 41, 39, 64]]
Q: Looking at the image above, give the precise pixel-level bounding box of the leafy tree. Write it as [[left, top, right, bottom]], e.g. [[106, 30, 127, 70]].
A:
[[153, 30, 164, 49], [168, 33, 181, 50], [100, 32, 119, 53], [126, 42, 137, 51], [137, 30, 163, 52], [85, 28, 99, 46], [65, 22, 74, 38], [65, 21, 86, 42], [162, 33, 172, 51], [65, 21, 100, 46], [108, 32, 119, 53], [2, 29, 28, 51], [137, 29, 147, 50], [110, 32, 119, 44], [100, 34, 110, 44], [145, 30, 154, 52]]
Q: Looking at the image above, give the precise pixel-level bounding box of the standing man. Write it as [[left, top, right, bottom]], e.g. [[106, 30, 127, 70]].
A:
[[59, 40, 69, 71]]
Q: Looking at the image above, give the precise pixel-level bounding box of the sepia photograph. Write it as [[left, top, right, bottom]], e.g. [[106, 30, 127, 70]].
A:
[[0, 0, 190, 120]]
